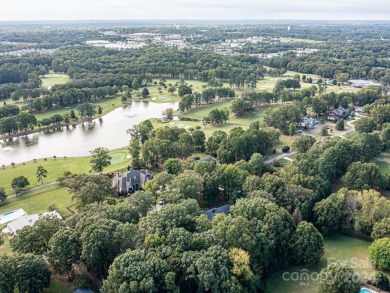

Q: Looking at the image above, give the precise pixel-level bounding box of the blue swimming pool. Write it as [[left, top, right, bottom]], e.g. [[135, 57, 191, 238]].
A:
[[0, 209, 27, 224], [360, 289, 373, 293]]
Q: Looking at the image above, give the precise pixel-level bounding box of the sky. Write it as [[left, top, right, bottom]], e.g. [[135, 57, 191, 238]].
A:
[[0, 0, 390, 21]]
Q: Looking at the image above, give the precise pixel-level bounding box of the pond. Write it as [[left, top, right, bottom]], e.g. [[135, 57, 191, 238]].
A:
[[266, 234, 385, 293], [0, 101, 178, 166]]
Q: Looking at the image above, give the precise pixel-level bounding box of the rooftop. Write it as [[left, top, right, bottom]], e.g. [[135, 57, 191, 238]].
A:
[[0, 208, 27, 225], [203, 204, 230, 220]]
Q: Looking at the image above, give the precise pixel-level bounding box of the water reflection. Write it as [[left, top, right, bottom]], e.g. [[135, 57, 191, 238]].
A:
[[0, 101, 178, 165]]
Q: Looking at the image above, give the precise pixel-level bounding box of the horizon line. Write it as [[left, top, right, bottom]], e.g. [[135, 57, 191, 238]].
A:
[[1, 19, 390, 22]]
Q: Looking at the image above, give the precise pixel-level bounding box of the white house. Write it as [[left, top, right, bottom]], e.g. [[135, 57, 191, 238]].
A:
[[6, 214, 39, 235], [0, 208, 27, 225], [2, 210, 63, 236], [300, 117, 319, 129]]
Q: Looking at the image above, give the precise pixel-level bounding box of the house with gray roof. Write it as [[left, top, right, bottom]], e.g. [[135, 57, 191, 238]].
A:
[[6, 214, 39, 235], [327, 107, 349, 121], [300, 116, 319, 129], [73, 289, 94, 293], [203, 204, 230, 220], [113, 168, 152, 195], [196, 157, 217, 164]]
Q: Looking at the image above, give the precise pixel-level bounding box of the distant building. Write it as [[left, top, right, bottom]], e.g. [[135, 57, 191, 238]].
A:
[[196, 157, 218, 164], [300, 117, 319, 129], [353, 106, 364, 114], [349, 79, 382, 88], [42, 210, 63, 220], [327, 107, 350, 121], [113, 169, 153, 195]]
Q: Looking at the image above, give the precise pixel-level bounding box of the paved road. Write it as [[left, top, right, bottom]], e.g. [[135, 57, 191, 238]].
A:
[[265, 151, 297, 164], [8, 182, 58, 199]]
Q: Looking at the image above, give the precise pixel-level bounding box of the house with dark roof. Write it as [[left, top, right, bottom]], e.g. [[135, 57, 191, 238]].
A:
[[113, 169, 152, 195], [327, 107, 349, 121], [73, 289, 93, 293], [203, 204, 230, 220]]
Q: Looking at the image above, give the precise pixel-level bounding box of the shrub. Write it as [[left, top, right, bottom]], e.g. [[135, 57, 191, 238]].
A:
[[63, 170, 72, 177], [369, 237, 390, 270], [47, 203, 58, 212]]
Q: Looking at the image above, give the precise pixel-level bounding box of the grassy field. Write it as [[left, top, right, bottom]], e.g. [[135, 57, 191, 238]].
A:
[[372, 152, 390, 174], [266, 234, 383, 293], [43, 279, 74, 293], [0, 185, 74, 217], [0, 148, 130, 195], [0, 185, 75, 256], [41, 73, 70, 89], [155, 101, 301, 157], [0, 237, 11, 255], [34, 93, 126, 120], [18, 73, 359, 125], [160, 101, 281, 137]]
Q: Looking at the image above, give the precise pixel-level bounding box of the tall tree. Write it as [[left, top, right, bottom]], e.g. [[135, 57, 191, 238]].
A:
[[36, 165, 48, 184], [369, 237, 390, 271], [0, 187, 7, 204], [69, 174, 116, 209], [289, 221, 324, 265], [16, 254, 51, 293], [0, 255, 17, 293], [90, 147, 112, 173], [318, 263, 360, 293], [11, 176, 29, 194], [48, 229, 81, 279]]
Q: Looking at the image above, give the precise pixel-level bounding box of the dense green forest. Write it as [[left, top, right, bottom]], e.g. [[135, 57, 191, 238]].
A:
[[0, 22, 390, 293]]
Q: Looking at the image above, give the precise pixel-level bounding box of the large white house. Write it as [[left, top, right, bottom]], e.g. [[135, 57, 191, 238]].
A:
[[6, 214, 39, 235], [2, 210, 63, 235]]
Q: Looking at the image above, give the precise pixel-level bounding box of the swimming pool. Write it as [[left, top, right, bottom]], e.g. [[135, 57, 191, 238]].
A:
[[0, 208, 27, 224], [360, 288, 376, 293]]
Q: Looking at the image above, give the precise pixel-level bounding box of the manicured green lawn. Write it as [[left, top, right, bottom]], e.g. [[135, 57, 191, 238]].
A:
[[374, 160, 390, 174], [261, 68, 360, 94], [41, 73, 70, 89], [0, 148, 130, 195], [144, 78, 212, 103], [0, 185, 74, 218], [34, 94, 125, 120], [155, 102, 302, 155], [43, 279, 74, 293], [0, 236, 12, 255], [266, 234, 384, 293], [180, 101, 233, 120], [0, 185, 74, 256], [372, 152, 390, 174], [156, 102, 281, 138]]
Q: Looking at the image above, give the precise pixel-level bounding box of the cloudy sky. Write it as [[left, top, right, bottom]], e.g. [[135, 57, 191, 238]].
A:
[[1, 0, 389, 21]]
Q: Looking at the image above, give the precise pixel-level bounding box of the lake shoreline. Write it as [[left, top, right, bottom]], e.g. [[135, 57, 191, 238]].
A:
[[0, 99, 135, 140], [0, 101, 178, 166]]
